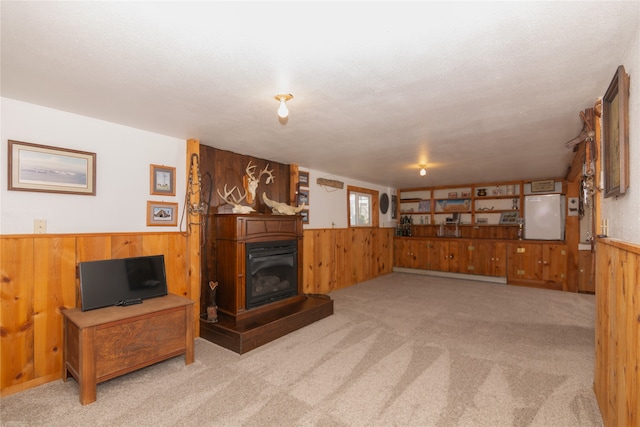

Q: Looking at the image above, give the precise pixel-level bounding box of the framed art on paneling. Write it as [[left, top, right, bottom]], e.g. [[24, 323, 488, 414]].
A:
[[8, 140, 96, 195], [147, 201, 178, 226], [603, 65, 630, 198], [150, 164, 176, 196]]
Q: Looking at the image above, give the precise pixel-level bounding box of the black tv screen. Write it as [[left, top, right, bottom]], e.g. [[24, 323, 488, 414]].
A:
[[79, 255, 168, 311]]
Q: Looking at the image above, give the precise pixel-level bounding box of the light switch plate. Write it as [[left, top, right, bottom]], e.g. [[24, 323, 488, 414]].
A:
[[34, 219, 46, 234]]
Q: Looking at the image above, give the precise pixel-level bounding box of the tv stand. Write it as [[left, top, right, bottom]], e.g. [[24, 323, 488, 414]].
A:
[[62, 294, 194, 405]]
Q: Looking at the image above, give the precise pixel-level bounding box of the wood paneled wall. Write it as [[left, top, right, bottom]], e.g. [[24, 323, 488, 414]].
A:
[[302, 227, 395, 294], [594, 238, 639, 427], [0, 232, 192, 397]]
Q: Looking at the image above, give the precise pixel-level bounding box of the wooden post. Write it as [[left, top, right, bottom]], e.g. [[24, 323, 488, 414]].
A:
[[186, 138, 201, 336]]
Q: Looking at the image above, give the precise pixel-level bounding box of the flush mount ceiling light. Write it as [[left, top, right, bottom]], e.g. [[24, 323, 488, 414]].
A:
[[419, 166, 427, 176], [275, 94, 293, 118]]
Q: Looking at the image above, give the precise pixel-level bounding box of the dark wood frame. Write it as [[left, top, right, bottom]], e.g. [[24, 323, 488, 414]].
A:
[[146, 201, 178, 226], [150, 164, 176, 196], [8, 140, 96, 195], [603, 65, 630, 198], [300, 209, 309, 224], [298, 171, 309, 186]]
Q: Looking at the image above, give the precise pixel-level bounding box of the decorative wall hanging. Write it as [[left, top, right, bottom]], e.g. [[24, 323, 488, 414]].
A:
[[8, 140, 96, 195], [603, 65, 630, 198], [147, 201, 178, 226], [150, 164, 175, 196]]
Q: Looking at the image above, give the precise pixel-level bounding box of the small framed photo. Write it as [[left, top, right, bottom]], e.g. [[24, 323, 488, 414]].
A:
[[530, 179, 555, 193], [448, 192, 458, 198], [499, 211, 519, 224], [150, 164, 176, 196], [298, 189, 309, 206], [147, 201, 178, 226], [8, 140, 96, 195], [476, 217, 489, 224], [461, 191, 471, 198], [300, 209, 309, 224], [298, 171, 309, 186]]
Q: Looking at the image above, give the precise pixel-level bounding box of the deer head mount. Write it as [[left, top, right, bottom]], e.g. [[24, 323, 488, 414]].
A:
[[217, 184, 255, 214], [262, 192, 306, 215], [243, 161, 275, 204]]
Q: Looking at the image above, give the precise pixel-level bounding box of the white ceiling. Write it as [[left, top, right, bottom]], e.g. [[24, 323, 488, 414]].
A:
[[2, 1, 639, 189]]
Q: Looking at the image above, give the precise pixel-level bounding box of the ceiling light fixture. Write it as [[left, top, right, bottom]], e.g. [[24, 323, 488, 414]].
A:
[[275, 94, 293, 118], [419, 166, 427, 176]]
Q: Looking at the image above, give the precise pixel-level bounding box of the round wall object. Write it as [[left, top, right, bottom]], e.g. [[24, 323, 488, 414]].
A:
[[380, 193, 389, 214]]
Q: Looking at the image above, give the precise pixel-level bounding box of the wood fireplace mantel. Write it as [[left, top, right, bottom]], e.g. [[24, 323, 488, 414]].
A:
[[214, 214, 304, 320], [200, 214, 333, 354]]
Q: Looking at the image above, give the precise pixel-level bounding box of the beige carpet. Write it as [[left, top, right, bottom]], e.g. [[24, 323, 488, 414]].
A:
[[1, 273, 602, 426]]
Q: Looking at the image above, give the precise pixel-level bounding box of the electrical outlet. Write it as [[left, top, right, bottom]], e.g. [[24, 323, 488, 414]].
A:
[[34, 219, 47, 234]]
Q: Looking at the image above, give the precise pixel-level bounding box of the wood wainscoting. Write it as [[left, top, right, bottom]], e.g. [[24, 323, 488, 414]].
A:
[[0, 232, 195, 397], [302, 227, 395, 295], [594, 238, 640, 427]]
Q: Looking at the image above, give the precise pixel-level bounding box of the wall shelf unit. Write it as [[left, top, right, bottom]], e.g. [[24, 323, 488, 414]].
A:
[[398, 181, 524, 227]]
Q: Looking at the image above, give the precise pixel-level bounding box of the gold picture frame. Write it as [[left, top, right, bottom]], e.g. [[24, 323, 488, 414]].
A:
[[603, 65, 630, 198], [8, 140, 96, 195], [147, 201, 178, 226], [150, 164, 176, 196]]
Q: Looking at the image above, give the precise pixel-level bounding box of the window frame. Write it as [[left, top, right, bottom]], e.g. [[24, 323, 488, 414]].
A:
[[347, 185, 379, 228]]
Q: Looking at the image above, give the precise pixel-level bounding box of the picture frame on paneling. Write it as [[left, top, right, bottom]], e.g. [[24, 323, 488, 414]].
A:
[[300, 209, 309, 224], [603, 65, 630, 198], [8, 140, 96, 195], [150, 164, 176, 196], [298, 189, 309, 206], [298, 171, 309, 187], [147, 201, 178, 226]]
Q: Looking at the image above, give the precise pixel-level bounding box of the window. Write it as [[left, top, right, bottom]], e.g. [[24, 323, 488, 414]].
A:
[[348, 186, 379, 228]]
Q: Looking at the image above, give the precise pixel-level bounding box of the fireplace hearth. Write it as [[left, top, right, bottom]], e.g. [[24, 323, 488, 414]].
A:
[[199, 214, 333, 354]]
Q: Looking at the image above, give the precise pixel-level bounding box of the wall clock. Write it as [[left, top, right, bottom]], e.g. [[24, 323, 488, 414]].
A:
[[380, 193, 389, 214]]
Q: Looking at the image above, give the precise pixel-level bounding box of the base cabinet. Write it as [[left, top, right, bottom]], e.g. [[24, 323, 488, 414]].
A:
[[394, 238, 567, 290], [506, 242, 567, 290]]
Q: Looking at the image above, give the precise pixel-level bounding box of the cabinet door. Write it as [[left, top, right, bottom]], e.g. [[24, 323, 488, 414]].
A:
[[491, 242, 507, 277], [425, 240, 450, 271], [541, 244, 567, 288], [393, 239, 412, 268], [460, 240, 494, 276], [411, 240, 431, 269], [507, 243, 542, 281]]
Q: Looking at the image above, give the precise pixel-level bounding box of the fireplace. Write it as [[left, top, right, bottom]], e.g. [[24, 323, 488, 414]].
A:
[[199, 214, 333, 354], [245, 239, 298, 309]]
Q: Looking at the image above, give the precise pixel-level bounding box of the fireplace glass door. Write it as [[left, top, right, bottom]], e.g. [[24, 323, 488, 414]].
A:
[[245, 240, 298, 309]]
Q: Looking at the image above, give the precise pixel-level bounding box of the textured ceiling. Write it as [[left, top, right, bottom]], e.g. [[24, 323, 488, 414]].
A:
[[2, 2, 639, 189]]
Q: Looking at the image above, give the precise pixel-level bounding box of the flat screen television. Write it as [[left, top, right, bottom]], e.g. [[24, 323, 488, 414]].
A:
[[78, 255, 168, 311]]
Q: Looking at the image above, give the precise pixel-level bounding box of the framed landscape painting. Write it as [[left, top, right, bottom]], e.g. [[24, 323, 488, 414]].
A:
[[8, 140, 96, 195]]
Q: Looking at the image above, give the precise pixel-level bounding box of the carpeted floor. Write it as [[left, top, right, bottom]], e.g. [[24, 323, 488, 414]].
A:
[[1, 273, 603, 426]]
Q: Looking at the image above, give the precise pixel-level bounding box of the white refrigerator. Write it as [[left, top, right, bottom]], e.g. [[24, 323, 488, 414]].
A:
[[524, 194, 565, 240]]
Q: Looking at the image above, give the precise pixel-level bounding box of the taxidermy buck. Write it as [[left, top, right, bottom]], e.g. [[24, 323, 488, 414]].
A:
[[244, 161, 275, 204], [262, 192, 306, 215]]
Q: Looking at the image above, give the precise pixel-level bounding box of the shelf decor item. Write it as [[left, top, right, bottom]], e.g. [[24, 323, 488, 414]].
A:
[[603, 65, 630, 198], [499, 211, 519, 224], [8, 140, 96, 195], [531, 179, 555, 193]]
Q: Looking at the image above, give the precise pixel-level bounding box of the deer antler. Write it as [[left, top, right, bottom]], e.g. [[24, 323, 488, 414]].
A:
[[259, 164, 275, 184], [217, 185, 255, 213]]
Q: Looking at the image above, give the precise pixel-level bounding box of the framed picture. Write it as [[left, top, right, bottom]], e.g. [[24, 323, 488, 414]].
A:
[[531, 179, 555, 193], [147, 201, 178, 226], [300, 209, 309, 224], [298, 189, 309, 206], [298, 171, 309, 186], [391, 195, 397, 219], [461, 191, 471, 198], [150, 164, 176, 196], [8, 140, 96, 195], [499, 211, 519, 224], [603, 65, 630, 198], [448, 191, 458, 198]]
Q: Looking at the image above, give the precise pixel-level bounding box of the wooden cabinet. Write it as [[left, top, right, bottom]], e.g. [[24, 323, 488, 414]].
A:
[[457, 240, 506, 277], [393, 238, 431, 269], [507, 242, 567, 290], [62, 294, 194, 405]]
